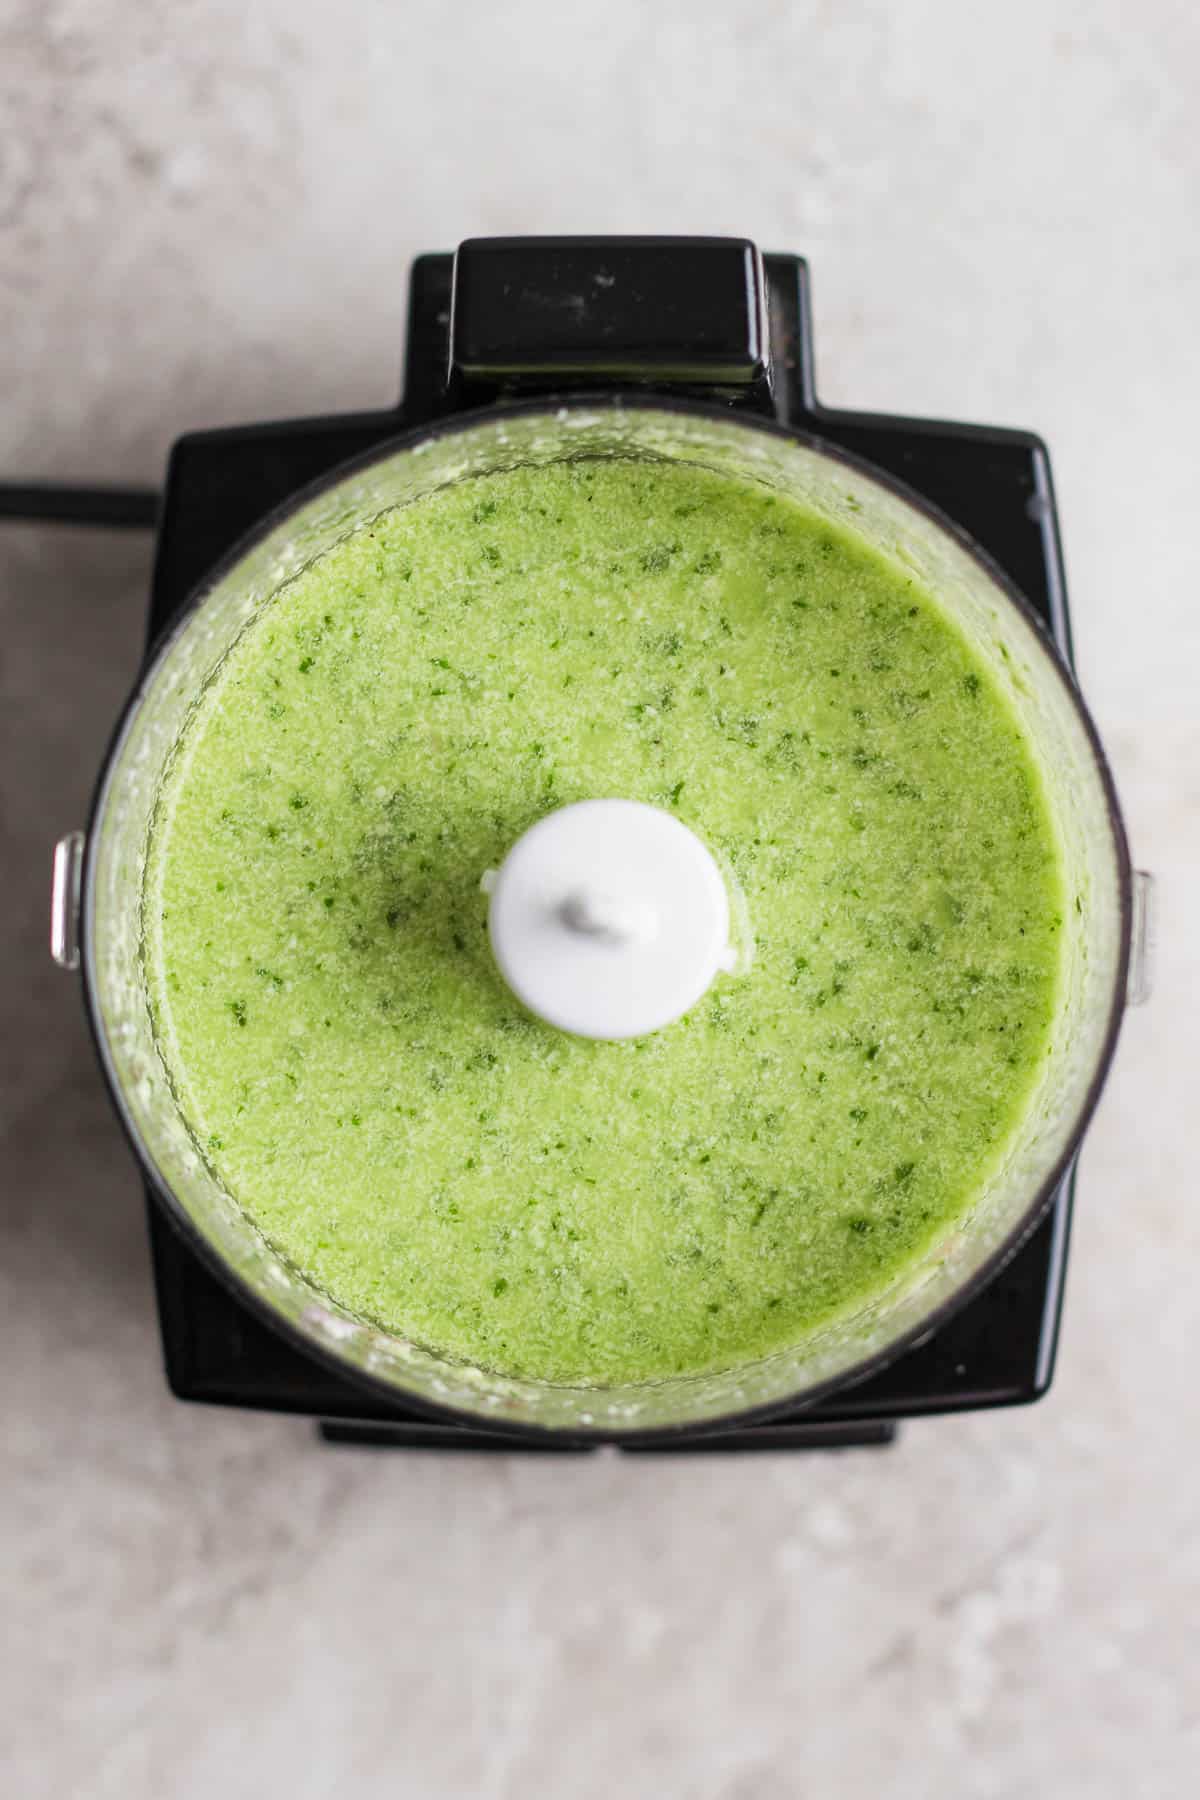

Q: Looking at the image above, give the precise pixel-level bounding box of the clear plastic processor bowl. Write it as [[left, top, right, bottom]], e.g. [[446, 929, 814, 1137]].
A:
[[79, 398, 1133, 1439]]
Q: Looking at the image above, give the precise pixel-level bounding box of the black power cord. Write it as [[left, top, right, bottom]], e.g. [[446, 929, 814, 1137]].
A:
[[0, 483, 159, 529]]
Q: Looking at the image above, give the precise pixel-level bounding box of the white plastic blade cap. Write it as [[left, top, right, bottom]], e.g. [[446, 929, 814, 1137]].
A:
[[486, 799, 732, 1040]]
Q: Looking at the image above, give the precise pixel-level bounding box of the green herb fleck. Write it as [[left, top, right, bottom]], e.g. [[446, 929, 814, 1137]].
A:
[[639, 542, 679, 574]]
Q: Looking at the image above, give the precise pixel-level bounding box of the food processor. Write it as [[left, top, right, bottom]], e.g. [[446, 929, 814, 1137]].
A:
[[32, 238, 1150, 1448]]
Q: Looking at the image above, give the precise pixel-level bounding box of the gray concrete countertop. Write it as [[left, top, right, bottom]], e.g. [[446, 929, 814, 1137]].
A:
[[3, 3, 1196, 1796]]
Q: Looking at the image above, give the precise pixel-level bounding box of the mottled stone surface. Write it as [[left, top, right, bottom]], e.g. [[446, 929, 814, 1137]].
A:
[[2, 3, 1196, 1795]]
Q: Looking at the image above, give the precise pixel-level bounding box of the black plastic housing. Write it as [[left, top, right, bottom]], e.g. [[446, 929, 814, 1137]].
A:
[[134, 241, 1082, 1450]]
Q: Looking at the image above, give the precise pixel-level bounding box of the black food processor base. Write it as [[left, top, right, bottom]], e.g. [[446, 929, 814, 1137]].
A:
[[127, 242, 1079, 1452]]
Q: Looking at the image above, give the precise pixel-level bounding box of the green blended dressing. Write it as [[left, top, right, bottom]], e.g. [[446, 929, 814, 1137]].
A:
[[144, 457, 1064, 1385]]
